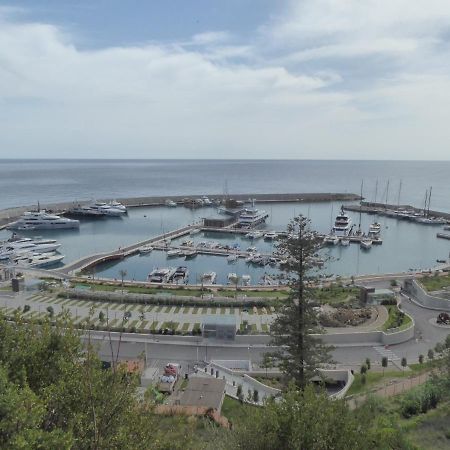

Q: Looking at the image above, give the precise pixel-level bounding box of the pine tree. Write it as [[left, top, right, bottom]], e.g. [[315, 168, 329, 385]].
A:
[[269, 215, 332, 390]]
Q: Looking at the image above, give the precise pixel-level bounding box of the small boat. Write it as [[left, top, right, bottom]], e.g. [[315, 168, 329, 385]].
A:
[[246, 246, 257, 253], [260, 274, 276, 286], [139, 245, 153, 254], [245, 252, 259, 263], [263, 231, 278, 240], [242, 275, 251, 286], [340, 238, 350, 246], [189, 228, 201, 236], [360, 239, 373, 250], [167, 249, 181, 257], [201, 196, 213, 206], [148, 267, 175, 283], [183, 250, 197, 260], [181, 240, 194, 247], [201, 272, 216, 285], [165, 200, 177, 207], [170, 266, 189, 284], [245, 231, 264, 239], [227, 254, 238, 263], [324, 236, 339, 245], [227, 273, 238, 284], [368, 222, 381, 236], [436, 259, 447, 263]]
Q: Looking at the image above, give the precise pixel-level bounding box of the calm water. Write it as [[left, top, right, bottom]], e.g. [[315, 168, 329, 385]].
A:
[[1, 200, 449, 281], [1, 159, 449, 211], [1, 159, 449, 281]]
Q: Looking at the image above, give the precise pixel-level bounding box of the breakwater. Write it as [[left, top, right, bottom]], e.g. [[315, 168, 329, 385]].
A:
[[0, 192, 360, 228]]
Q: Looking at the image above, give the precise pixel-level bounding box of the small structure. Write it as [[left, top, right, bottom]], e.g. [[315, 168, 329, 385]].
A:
[[202, 315, 237, 340], [359, 286, 395, 304], [202, 215, 236, 228], [177, 377, 226, 413]]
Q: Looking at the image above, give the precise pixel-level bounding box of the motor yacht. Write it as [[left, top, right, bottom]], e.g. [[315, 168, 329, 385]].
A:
[[170, 266, 189, 284], [201, 196, 213, 206], [323, 236, 339, 245], [238, 202, 269, 228], [227, 254, 238, 263], [167, 249, 181, 258], [340, 238, 350, 246], [139, 245, 153, 254], [148, 267, 175, 283], [263, 231, 278, 241], [15, 252, 65, 268], [183, 250, 197, 260], [227, 273, 238, 284], [7, 211, 79, 230], [368, 222, 381, 236], [360, 239, 373, 250], [331, 206, 352, 236], [201, 272, 216, 285], [109, 200, 127, 212], [89, 201, 125, 216], [242, 275, 251, 286], [165, 200, 177, 207]]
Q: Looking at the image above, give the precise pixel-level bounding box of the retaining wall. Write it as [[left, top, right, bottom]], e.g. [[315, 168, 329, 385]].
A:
[[403, 278, 450, 311]]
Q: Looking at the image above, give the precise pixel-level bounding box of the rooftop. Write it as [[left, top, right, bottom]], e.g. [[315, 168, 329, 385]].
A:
[[179, 377, 226, 411]]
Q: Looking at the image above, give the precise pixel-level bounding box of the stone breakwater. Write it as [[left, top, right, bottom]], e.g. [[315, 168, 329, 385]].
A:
[[0, 192, 360, 228]]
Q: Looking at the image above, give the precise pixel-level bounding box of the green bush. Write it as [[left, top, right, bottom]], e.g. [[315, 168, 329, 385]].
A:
[[401, 381, 442, 418]]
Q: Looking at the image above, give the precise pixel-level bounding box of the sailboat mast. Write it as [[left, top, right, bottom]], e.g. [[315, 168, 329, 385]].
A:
[[385, 180, 390, 209], [374, 179, 378, 203], [397, 180, 402, 211], [427, 186, 432, 217], [359, 179, 363, 230]]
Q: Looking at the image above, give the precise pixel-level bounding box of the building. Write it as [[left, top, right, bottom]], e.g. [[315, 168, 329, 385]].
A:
[[202, 315, 237, 340], [178, 377, 226, 413], [359, 286, 395, 304], [202, 215, 236, 228]]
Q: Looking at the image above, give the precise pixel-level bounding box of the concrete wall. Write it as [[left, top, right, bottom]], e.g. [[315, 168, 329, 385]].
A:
[[403, 278, 450, 311]]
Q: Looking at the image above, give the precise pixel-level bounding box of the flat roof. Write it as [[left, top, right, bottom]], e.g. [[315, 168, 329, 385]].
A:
[[202, 315, 237, 326], [180, 377, 226, 410]]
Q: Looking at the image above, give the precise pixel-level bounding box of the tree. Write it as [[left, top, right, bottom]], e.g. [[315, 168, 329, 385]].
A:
[[46, 305, 54, 318], [119, 269, 127, 293], [381, 356, 388, 376], [261, 353, 274, 377], [23, 304, 31, 313], [365, 357, 371, 370], [269, 215, 333, 390], [428, 349, 434, 361], [236, 384, 244, 403], [230, 385, 400, 450], [360, 364, 368, 375], [418, 354, 424, 364], [98, 311, 105, 324], [0, 311, 194, 449], [445, 334, 450, 350], [434, 342, 444, 354], [401, 357, 407, 372], [253, 389, 259, 403]]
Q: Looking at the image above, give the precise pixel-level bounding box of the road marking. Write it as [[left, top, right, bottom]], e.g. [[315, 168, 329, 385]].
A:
[[373, 346, 400, 361]]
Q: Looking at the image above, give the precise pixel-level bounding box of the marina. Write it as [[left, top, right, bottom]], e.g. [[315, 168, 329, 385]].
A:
[[1, 194, 449, 284]]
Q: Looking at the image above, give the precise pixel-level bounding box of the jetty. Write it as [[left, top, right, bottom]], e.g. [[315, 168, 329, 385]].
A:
[[344, 201, 450, 223], [0, 192, 360, 229]]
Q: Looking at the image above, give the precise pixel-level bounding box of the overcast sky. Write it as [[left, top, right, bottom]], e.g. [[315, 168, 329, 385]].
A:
[[1, 0, 450, 159]]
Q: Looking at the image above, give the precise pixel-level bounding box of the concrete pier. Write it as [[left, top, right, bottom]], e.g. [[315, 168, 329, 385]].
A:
[[0, 192, 360, 229]]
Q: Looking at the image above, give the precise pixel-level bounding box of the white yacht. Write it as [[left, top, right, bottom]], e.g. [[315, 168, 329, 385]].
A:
[[139, 245, 153, 254], [89, 202, 125, 216], [340, 238, 350, 246], [227, 254, 238, 263], [201, 196, 213, 206], [7, 211, 79, 230], [239, 208, 269, 228], [148, 267, 175, 283], [165, 200, 177, 207], [263, 231, 278, 241], [368, 222, 381, 236], [167, 249, 181, 258], [14, 252, 64, 268], [242, 275, 251, 286], [201, 272, 216, 285], [227, 273, 238, 284], [331, 207, 352, 237], [360, 238, 373, 250], [109, 200, 127, 212], [323, 236, 339, 245]]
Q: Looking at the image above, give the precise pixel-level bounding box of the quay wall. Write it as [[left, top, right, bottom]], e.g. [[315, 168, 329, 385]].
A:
[[357, 201, 450, 219], [0, 192, 360, 228], [403, 279, 450, 311]]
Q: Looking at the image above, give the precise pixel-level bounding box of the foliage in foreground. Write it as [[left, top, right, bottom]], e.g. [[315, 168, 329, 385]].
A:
[[0, 312, 195, 449]]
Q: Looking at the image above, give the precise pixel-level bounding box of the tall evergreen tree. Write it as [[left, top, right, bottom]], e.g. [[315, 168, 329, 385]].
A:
[[269, 215, 332, 389]]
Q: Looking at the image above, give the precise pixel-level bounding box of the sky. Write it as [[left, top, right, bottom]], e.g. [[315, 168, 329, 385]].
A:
[[1, 0, 450, 159]]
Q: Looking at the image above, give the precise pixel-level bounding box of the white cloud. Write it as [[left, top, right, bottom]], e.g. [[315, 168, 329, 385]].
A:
[[1, 3, 450, 159]]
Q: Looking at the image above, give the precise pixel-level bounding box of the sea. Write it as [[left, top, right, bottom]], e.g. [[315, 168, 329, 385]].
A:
[[0, 159, 449, 211], [1, 159, 449, 281]]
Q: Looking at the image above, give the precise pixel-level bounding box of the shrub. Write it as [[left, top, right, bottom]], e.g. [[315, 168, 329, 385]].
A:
[[401, 382, 442, 418]]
